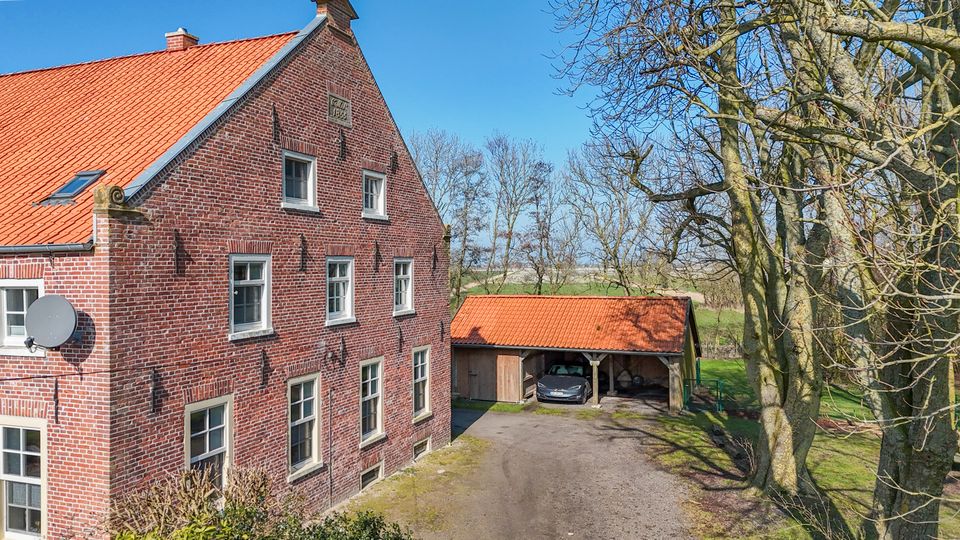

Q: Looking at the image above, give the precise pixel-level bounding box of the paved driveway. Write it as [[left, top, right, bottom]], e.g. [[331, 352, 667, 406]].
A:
[[421, 409, 690, 540]]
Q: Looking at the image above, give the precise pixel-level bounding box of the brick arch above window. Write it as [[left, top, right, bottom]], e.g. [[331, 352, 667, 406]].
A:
[[0, 264, 45, 280], [227, 240, 273, 255], [182, 380, 234, 406], [323, 244, 353, 257], [0, 399, 50, 421], [280, 136, 318, 157]]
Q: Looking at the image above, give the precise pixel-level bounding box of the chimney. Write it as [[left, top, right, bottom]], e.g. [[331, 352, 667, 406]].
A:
[[315, 0, 358, 33], [165, 28, 199, 52]]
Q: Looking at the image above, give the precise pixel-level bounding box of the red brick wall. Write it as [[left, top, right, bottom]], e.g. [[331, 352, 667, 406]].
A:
[[0, 231, 113, 538], [106, 18, 450, 518]]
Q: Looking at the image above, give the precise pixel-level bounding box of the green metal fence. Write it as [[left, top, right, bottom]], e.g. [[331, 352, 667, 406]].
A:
[[683, 378, 725, 413]]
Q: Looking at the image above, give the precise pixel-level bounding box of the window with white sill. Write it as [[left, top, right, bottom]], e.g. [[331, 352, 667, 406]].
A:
[[185, 398, 231, 490], [229, 255, 271, 337], [282, 151, 317, 211], [412, 346, 430, 419], [289, 374, 320, 473], [361, 171, 386, 219], [0, 280, 42, 352], [326, 258, 354, 325], [360, 358, 383, 443], [1, 424, 43, 538], [393, 259, 413, 315]]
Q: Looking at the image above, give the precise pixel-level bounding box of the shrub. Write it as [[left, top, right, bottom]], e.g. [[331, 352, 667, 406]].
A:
[[107, 469, 412, 540]]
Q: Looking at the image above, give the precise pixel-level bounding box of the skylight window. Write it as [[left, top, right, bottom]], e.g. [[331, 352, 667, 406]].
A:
[[42, 170, 104, 204]]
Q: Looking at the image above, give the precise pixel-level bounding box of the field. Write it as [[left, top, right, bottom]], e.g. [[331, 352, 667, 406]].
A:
[[694, 307, 744, 349]]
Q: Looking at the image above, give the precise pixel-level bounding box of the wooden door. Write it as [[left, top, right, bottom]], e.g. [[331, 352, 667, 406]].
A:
[[468, 354, 498, 401], [496, 353, 520, 402]]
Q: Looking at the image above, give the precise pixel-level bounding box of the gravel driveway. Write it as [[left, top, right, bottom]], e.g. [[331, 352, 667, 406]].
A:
[[419, 408, 690, 540]]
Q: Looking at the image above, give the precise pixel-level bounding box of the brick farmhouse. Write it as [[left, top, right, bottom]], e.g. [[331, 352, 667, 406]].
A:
[[0, 1, 451, 537]]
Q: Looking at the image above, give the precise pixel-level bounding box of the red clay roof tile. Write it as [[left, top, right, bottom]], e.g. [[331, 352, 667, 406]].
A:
[[451, 295, 693, 354], [0, 32, 296, 247]]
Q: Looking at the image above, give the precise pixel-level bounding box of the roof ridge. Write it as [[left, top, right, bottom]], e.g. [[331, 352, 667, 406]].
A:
[[468, 295, 690, 300], [0, 30, 299, 79]]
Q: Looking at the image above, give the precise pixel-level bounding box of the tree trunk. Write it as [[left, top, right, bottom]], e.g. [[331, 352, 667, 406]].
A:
[[715, 10, 802, 493]]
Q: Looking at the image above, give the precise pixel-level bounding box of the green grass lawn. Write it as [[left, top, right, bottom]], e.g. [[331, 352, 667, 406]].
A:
[[694, 306, 744, 348], [650, 412, 960, 538], [700, 358, 870, 420], [451, 397, 528, 414]]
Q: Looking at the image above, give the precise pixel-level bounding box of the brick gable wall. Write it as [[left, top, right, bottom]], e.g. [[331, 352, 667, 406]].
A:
[[105, 19, 450, 518]]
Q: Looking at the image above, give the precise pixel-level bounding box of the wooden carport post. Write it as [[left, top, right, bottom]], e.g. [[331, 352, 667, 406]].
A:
[[582, 352, 607, 406], [659, 356, 683, 414]]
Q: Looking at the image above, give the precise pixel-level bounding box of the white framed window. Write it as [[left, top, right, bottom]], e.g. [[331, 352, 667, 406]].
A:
[[412, 346, 431, 420], [0, 280, 43, 356], [360, 357, 384, 446], [282, 150, 318, 212], [229, 255, 272, 340], [393, 259, 414, 316], [184, 396, 232, 490], [0, 417, 45, 540], [326, 257, 355, 326], [359, 462, 382, 491], [288, 374, 321, 478], [361, 170, 387, 220]]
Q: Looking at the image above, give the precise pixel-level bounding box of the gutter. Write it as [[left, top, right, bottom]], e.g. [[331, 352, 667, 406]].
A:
[[123, 14, 329, 200], [0, 242, 93, 254]]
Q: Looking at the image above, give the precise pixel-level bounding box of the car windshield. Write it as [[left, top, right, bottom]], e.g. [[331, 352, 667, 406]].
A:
[[547, 364, 586, 377]]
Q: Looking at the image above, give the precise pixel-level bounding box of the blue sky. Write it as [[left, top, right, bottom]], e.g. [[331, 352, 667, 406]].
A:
[[0, 0, 594, 166]]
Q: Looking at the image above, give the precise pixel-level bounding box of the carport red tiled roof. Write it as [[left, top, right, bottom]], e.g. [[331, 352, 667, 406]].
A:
[[0, 32, 296, 247], [451, 295, 694, 354]]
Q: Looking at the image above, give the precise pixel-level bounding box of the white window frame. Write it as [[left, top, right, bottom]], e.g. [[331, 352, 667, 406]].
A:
[[228, 255, 273, 341], [392, 259, 414, 317], [0, 280, 44, 358], [0, 416, 46, 540], [287, 373, 322, 482], [183, 395, 233, 490], [412, 345, 431, 422], [359, 357, 385, 447], [361, 170, 388, 221], [325, 257, 355, 327], [281, 150, 318, 213]]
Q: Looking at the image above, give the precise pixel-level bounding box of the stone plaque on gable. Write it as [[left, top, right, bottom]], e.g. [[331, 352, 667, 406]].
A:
[[328, 93, 352, 127]]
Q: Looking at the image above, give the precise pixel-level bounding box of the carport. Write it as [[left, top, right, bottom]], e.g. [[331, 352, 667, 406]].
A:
[[450, 295, 702, 413]]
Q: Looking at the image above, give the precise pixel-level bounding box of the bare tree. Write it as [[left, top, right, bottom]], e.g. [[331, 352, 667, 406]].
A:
[[520, 169, 579, 294], [555, 0, 960, 535], [410, 129, 486, 307], [564, 143, 652, 295], [554, 0, 825, 503], [480, 135, 549, 294]]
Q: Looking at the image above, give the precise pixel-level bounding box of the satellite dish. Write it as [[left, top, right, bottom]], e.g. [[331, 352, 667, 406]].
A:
[[24, 295, 78, 350]]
